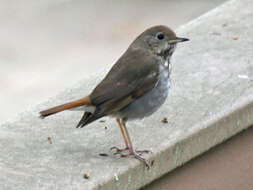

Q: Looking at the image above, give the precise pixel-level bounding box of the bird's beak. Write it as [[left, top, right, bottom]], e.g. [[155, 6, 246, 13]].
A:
[[169, 37, 189, 44]]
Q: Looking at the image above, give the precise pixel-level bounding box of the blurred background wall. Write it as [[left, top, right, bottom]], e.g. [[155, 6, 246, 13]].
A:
[[0, 0, 226, 122]]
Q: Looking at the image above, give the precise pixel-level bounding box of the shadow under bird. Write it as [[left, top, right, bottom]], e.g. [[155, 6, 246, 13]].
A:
[[40, 25, 189, 168]]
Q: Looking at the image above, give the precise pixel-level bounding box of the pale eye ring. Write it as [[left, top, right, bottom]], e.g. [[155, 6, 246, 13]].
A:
[[156, 32, 164, 40]]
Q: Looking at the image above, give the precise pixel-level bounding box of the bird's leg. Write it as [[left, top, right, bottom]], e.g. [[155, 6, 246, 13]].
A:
[[121, 119, 150, 168], [111, 118, 129, 154]]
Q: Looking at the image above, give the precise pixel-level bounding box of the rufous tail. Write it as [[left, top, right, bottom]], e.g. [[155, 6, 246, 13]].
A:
[[39, 96, 91, 118]]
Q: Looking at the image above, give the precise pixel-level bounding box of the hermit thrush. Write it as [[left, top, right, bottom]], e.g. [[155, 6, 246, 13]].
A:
[[40, 25, 189, 168]]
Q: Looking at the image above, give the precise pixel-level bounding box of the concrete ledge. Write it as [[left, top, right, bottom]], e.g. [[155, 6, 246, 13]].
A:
[[1, 0, 253, 189]]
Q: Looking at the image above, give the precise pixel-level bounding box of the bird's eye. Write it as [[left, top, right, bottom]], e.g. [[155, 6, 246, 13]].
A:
[[156, 33, 164, 40]]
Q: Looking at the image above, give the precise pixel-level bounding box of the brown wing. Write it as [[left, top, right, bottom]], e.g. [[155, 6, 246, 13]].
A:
[[90, 48, 160, 114]]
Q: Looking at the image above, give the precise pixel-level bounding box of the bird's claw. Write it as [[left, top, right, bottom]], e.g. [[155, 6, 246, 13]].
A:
[[110, 146, 151, 169], [135, 149, 150, 155], [132, 151, 150, 169], [110, 146, 129, 154]]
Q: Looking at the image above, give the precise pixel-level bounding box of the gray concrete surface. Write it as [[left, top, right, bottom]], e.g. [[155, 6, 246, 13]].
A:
[[0, 0, 226, 121], [143, 126, 253, 190], [1, 0, 253, 189]]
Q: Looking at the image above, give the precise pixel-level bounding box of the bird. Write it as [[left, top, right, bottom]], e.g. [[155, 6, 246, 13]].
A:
[[39, 25, 189, 168]]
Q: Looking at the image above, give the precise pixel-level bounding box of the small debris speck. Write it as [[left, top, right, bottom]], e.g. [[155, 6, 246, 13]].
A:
[[222, 23, 227, 27], [161, 117, 168, 123], [83, 173, 90, 179], [104, 126, 108, 130], [232, 36, 238, 40], [99, 120, 106, 123], [114, 173, 119, 181], [151, 160, 155, 167], [47, 137, 53, 144], [99, 153, 109, 157]]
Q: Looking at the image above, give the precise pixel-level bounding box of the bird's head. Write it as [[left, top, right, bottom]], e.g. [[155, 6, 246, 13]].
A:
[[133, 25, 189, 60]]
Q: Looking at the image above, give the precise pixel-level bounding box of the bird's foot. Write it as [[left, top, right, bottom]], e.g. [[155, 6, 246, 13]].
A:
[[131, 150, 150, 169], [111, 147, 150, 169], [111, 146, 150, 155], [110, 146, 129, 154]]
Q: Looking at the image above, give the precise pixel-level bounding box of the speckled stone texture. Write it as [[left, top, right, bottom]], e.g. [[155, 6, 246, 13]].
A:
[[1, 0, 253, 189]]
